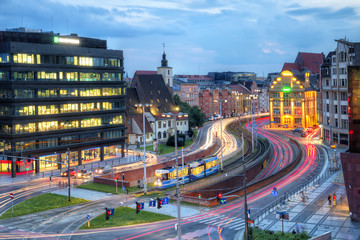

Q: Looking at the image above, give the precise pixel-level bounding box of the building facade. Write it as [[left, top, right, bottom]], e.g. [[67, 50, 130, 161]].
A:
[[0, 29, 127, 175], [320, 39, 360, 146], [176, 83, 199, 107], [269, 71, 317, 129]]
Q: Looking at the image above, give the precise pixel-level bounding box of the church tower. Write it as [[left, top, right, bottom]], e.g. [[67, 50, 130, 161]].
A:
[[157, 44, 173, 88]]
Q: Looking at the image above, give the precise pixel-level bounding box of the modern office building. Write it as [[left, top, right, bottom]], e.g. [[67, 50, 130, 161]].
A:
[[320, 39, 360, 146], [269, 70, 317, 129], [0, 28, 126, 175]]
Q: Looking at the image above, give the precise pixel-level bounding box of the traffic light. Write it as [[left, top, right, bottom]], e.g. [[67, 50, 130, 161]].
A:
[[105, 208, 111, 220], [157, 198, 162, 209], [217, 193, 223, 203], [136, 202, 141, 214]]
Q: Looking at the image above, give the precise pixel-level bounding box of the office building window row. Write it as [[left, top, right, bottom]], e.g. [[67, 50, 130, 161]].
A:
[[11, 115, 124, 134], [2, 53, 122, 68], [1, 102, 124, 116], [7, 87, 125, 99]]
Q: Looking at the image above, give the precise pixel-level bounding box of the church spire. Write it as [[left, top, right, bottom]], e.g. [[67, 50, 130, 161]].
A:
[[161, 43, 168, 67]]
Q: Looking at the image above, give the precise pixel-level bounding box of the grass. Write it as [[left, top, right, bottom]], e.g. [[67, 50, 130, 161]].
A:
[[142, 138, 194, 155], [77, 182, 148, 194], [0, 193, 88, 219], [249, 227, 311, 240], [79, 206, 174, 229]]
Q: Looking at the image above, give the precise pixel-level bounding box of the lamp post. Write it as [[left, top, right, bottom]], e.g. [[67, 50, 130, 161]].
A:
[[214, 99, 227, 172], [66, 148, 71, 202], [246, 95, 257, 153], [135, 103, 152, 195], [162, 111, 188, 240]]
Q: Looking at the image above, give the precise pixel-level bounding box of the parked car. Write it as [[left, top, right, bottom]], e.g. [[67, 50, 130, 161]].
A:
[[61, 168, 77, 177], [75, 169, 93, 178]]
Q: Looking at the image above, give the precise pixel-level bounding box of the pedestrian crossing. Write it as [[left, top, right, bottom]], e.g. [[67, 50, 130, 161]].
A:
[[187, 214, 246, 231]]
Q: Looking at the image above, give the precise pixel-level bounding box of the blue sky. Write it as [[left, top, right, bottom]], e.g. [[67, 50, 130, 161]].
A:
[[1, 0, 360, 77]]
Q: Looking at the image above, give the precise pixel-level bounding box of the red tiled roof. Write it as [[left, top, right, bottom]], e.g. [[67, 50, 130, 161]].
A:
[[282, 63, 300, 72], [135, 71, 157, 75], [296, 52, 324, 74], [228, 84, 251, 94]]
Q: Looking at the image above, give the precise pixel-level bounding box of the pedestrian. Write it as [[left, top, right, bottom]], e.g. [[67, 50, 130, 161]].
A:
[[295, 222, 300, 234], [328, 194, 332, 206], [292, 229, 296, 234], [333, 193, 337, 205]]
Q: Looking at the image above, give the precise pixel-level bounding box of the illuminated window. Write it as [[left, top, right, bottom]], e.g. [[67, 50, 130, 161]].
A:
[[60, 120, 79, 129], [0, 53, 10, 63], [295, 118, 302, 124], [15, 106, 35, 116], [284, 118, 291, 124], [60, 88, 78, 97], [102, 88, 120, 96], [38, 105, 58, 115], [60, 104, 79, 113], [13, 53, 35, 64], [80, 88, 101, 97], [38, 121, 58, 132], [37, 72, 57, 80], [284, 109, 291, 115], [80, 103, 100, 112], [102, 102, 113, 110], [36, 54, 41, 64], [102, 73, 120, 81], [274, 118, 280, 123], [80, 72, 101, 81], [0, 71, 8, 81], [14, 89, 34, 98], [38, 89, 57, 98], [60, 72, 78, 81], [13, 72, 34, 81], [79, 57, 93, 66], [81, 118, 102, 128], [109, 115, 123, 124], [273, 108, 280, 115], [14, 123, 36, 133]]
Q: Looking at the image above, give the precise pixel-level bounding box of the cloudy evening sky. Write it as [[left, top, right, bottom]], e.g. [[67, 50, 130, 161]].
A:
[[1, 0, 360, 77]]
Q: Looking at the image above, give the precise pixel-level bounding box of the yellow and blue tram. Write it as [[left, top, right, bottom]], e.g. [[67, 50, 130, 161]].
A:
[[154, 156, 219, 189]]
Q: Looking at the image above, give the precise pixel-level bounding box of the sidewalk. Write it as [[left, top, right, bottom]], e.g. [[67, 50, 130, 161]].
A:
[[255, 170, 360, 239]]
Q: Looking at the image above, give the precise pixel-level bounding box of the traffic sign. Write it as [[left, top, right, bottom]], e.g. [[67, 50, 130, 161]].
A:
[[149, 200, 156, 208], [9, 193, 13, 199], [219, 198, 227, 204], [272, 191, 279, 196], [162, 197, 169, 205], [122, 186, 125, 191], [86, 214, 90, 220]]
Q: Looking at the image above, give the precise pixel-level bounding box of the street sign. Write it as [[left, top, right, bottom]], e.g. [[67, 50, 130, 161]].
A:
[[162, 197, 169, 205], [219, 198, 227, 204], [149, 200, 156, 208], [86, 214, 90, 220], [122, 186, 125, 191], [9, 193, 13, 199], [272, 191, 279, 196]]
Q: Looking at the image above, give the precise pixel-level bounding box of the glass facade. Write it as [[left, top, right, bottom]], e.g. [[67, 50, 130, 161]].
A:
[[0, 31, 126, 174]]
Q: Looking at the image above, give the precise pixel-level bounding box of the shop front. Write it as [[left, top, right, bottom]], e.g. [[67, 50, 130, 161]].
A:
[[81, 147, 100, 164]]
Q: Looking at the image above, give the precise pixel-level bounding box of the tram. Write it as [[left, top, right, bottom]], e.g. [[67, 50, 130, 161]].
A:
[[154, 156, 219, 189]]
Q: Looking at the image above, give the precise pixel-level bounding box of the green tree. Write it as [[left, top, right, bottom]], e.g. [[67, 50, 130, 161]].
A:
[[173, 94, 205, 128]]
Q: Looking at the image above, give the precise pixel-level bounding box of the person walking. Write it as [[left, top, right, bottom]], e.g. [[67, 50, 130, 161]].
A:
[[295, 222, 300, 234], [333, 193, 337, 205], [328, 194, 332, 206]]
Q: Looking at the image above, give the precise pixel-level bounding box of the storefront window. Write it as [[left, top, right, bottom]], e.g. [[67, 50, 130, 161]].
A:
[[39, 154, 59, 171], [38, 105, 58, 115], [0, 160, 11, 173], [15, 106, 35, 116], [38, 121, 58, 132], [104, 145, 117, 159], [61, 151, 78, 167], [82, 147, 100, 163]]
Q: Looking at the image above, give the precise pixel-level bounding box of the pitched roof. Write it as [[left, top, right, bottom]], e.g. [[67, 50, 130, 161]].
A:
[[295, 52, 324, 74], [132, 114, 153, 134], [135, 70, 157, 75], [228, 84, 251, 94], [282, 63, 300, 72]]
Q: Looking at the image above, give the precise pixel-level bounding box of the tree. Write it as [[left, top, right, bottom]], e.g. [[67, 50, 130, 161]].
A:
[[173, 94, 205, 128], [166, 134, 186, 147]]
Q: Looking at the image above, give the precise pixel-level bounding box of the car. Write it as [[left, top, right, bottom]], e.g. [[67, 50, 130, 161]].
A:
[[208, 116, 214, 121], [306, 127, 314, 132], [102, 165, 114, 174], [61, 168, 77, 177], [292, 128, 304, 133], [75, 169, 93, 178], [301, 132, 308, 137]]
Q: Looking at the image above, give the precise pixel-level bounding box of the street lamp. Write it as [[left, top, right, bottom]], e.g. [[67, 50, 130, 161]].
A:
[[162, 111, 188, 240], [135, 103, 152, 195], [246, 95, 257, 153], [214, 99, 227, 171]]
